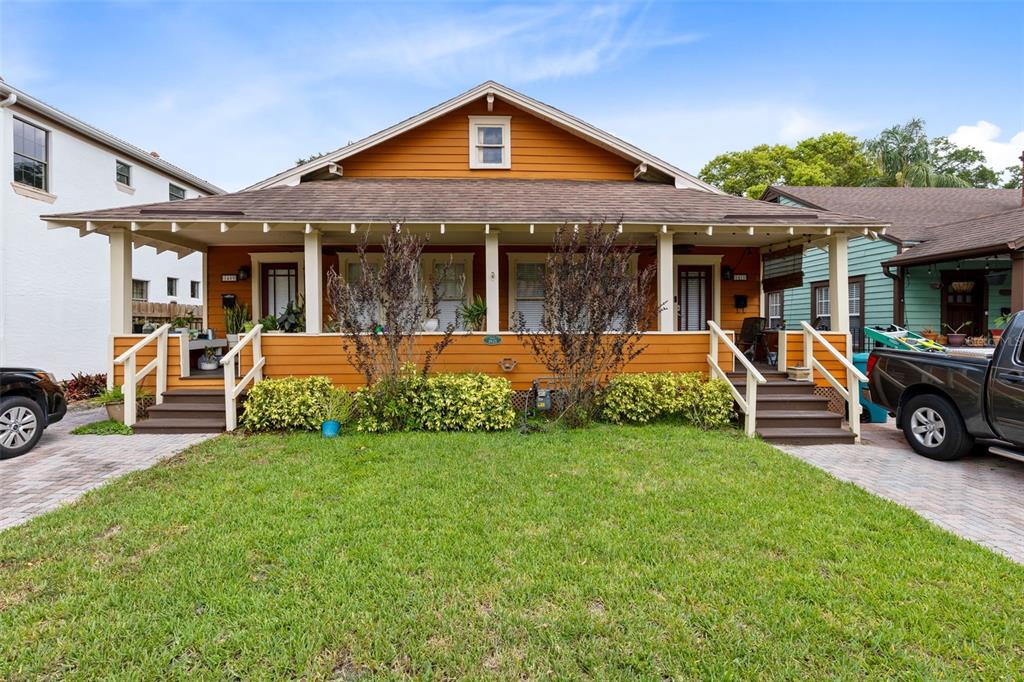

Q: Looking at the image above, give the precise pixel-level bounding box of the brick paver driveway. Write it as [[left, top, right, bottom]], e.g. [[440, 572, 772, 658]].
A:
[[779, 421, 1024, 563], [0, 407, 214, 531]]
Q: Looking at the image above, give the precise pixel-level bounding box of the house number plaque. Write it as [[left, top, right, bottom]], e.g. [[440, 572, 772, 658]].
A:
[[483, 335, 502, 345]]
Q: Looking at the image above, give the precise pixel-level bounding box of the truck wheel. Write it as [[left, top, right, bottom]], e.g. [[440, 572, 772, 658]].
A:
[[0, 397, 45, 459], [901, 394, 973, 461]]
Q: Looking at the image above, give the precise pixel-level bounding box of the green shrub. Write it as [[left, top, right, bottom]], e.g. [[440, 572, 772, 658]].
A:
[[241, 376, 336, 432], [600, 372, 735, 429], [71, 419, 133, 435], [353, 371, 515, 433], [414, 373, 516, 432]]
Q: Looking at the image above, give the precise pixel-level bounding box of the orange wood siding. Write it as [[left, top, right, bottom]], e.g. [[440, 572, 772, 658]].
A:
[[340, 99, 636, 180], [259, 332, 733, 391], [781, 331, 849, 387]]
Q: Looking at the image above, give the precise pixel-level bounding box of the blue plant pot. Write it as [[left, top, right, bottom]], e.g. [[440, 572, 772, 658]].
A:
[[321, 420, 341, 438]]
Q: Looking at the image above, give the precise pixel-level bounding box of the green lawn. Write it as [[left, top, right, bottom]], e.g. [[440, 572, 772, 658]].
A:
[[2, 425, 1022, 679], [70, 419, 133, 435]]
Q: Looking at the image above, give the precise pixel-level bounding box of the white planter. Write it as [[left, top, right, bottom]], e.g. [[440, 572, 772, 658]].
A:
[[198, 359, 219, 371], [421, 318, 439, 332], [226, 333, 240, 345]]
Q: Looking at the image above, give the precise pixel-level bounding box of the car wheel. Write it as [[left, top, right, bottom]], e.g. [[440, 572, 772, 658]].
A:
[[901, 393, 973, 461], [0, 397, 45, 459]]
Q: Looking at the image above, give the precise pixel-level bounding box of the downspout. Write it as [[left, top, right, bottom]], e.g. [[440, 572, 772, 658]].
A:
[[0, 91, 17, 108], [882, 262, 905, 327]]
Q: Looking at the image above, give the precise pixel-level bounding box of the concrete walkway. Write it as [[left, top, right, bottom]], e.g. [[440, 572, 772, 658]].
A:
[[779, 421, 1024, 563], [0, 406, 214, 531]]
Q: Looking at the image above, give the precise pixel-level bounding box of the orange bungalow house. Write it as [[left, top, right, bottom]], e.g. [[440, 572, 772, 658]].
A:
[[44, 82, 885, 442]]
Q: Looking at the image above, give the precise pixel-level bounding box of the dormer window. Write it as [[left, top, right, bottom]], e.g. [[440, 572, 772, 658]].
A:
[[469, 116, 511, 169]]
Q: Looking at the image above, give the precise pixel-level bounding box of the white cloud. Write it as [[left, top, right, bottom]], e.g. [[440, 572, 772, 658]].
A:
[[948, 120, 1024, 170]]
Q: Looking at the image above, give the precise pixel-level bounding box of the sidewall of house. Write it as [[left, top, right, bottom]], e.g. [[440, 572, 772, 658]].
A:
[[903, 261, 1012, 333], [782, 237, 896, 336], [1, 104, 206, 379]]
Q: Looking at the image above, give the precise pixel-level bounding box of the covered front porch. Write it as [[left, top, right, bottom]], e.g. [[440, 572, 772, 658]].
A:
[[44, 178, 885, 439]]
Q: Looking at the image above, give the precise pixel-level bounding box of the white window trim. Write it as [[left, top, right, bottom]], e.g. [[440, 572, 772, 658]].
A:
[[250, 252, 304, 322], [421, 252, 474, 303], [468, 115, 511, 170], [13, 115, 52, 193], [507, 252, 638, 329], [115, 160, 132, 187], [336, 252, 383, 280], [672, 254, 723, 329]]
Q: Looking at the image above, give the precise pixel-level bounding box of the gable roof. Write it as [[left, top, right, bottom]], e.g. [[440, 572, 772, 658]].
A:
[[885, 206, 1024, 266], [0, 81, 223, 195], [246, 81, 721, 193], [44, 178, 885, 228], [761, 185, 1020, 243]]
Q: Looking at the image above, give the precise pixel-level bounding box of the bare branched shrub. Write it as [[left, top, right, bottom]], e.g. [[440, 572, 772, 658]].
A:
[[512, 222, 659, 426], [326, 223, 455, 384]]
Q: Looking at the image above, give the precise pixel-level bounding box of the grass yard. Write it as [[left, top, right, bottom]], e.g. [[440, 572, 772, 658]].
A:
[[2, 425, 1022, 679], [70, 419, 133, 435]]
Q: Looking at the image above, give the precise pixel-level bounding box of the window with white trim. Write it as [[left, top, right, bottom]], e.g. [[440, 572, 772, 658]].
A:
[[13, 118, 48, 191], [422, 254, 473, 330], [469, 116, 511, 169], [766, 291, 784, 329], [337, 253, 384, 329], [116, 160, 131, 186], [168, 183, 186, 201], [132, 279, 149, 301], [513, 260, 546, 331]]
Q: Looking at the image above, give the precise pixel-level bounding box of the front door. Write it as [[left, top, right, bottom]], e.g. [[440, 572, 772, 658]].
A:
[[941, 271, 987, 337], [261, 263, 299, 317], [678, 265, 712, 331]]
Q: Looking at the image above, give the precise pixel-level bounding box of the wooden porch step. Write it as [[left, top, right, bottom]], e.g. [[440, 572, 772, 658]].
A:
[[133, 417, 226, 434], [727, 370, 788, 380], [729, 379, 816, 395], [146, 402, 225, 417], [752, 410, 842, 430], [755, 395, 831, 411], [161, 389, 225, 405], [756, 427, 857, 445]]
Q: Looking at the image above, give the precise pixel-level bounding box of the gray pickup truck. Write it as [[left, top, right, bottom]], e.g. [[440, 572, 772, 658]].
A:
[[867, 311, 1024, 461]]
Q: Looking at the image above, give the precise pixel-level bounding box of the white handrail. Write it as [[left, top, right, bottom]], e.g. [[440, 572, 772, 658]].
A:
[[221, 324, 264, 431], [801, 321, 868, 441], [708, 321, 766, 437], [113, 323, 171, 426]]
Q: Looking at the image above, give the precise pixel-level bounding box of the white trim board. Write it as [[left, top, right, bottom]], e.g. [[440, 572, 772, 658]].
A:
[[673, 254, 723, 329], [249, 252, 304, 321]]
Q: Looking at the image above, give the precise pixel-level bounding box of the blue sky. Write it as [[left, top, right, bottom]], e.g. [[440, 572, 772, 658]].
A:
[[3, 1, 1023, 191]]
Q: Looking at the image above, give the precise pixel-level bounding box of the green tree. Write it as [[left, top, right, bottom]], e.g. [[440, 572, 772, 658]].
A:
[[929, 136, 999, 188], [1001, 164, 1022, 189], [863, 119, 968, 187], [698, 143, 791, 198]]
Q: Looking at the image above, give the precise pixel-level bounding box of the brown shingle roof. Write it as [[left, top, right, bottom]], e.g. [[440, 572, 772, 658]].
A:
[[44, 178, 884, 227], [762, 186, 1020, 242], [885, 207, 1024, 265]]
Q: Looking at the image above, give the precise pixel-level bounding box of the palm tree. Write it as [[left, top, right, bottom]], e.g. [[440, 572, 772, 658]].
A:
[[863, 119, 968, 187]]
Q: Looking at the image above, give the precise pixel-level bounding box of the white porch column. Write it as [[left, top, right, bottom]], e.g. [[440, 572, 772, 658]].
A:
[[657, 230, 674, 331], [109, 228, 132, 335], [485, 229, 500, 332], [828, 232, 850, 333], [304, 228, 323, 333]]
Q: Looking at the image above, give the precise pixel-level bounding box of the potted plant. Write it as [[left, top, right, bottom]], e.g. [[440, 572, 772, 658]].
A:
[[224, 303, 250, 344], [92, 385, 151, 423], [172, 312, 195, 337], [321, 388, 352, 438], [991, 313, 1013, 343], [920, 327, 938, 341], [459, 295, 487, 332], [197, 347, 219, 371], [276, 297, 305, 333], [944, 321, 971, 347], [259, 314, 279, 332]]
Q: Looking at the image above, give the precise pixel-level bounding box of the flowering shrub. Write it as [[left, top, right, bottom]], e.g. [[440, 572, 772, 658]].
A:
[[241, 376, 336, 432], [353, 371, 516, 433], [600, 372, 734, 429]]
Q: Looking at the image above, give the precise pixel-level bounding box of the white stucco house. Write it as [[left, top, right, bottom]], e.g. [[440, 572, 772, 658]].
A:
[[0, 81, 222, 378]]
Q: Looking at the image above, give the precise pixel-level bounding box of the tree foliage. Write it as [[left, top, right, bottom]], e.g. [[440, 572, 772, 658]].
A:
[[699, 132, 872, 197], [325, 224, 455, 384], [700, 119, 1008, 196], [1001, 164, 1023, 190], [512, 222, 658, 427]]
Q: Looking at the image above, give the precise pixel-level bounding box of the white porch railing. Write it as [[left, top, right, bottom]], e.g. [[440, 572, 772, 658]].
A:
[[113, 323, 170, 426], [800, 321, 868, 442], [220, 324, 265, 431], [707, 321, 766, 437]]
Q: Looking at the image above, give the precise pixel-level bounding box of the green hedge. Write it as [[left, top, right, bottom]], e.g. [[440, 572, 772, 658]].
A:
[[354, 372, 516, 433], [600, 372, 735, 429], [241, 376, 335, 432]]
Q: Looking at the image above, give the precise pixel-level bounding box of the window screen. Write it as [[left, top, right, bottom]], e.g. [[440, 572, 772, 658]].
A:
[[515, 262, 546, 330]]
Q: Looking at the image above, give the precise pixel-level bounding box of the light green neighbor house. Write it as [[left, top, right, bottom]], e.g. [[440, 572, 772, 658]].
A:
[[760, 186, 1022, 350]]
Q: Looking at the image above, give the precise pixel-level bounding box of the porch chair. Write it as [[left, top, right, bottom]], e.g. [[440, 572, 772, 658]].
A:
[[736, 317, 768, 362]]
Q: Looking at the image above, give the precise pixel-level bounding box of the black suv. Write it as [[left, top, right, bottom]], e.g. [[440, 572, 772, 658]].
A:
[[1, 368, 67, 458]]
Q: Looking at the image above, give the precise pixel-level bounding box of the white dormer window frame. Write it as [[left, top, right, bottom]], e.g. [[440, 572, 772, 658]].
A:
[[468, 116, 511, 170]]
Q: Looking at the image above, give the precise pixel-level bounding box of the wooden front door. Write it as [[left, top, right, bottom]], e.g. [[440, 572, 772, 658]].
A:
[[941, 270, 987, 337], [261, 263, 299, 317], [678, 265, 713, 331]]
